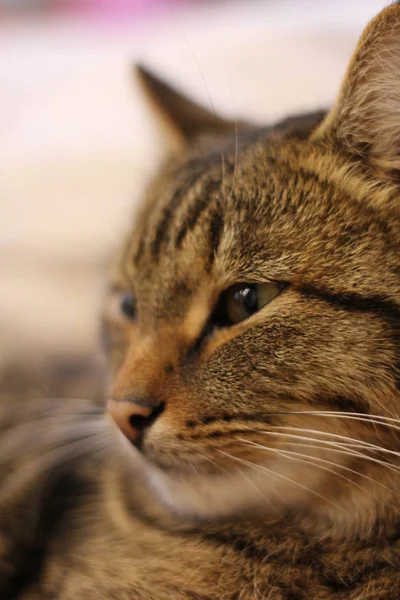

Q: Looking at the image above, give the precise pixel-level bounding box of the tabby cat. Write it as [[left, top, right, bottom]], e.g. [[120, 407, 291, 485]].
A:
[[1, 4, 400, 599]]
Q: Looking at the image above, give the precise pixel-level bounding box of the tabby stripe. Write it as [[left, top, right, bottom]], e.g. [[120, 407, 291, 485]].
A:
[[121, 236, 137, 281], [133, 236, 145, 267], [267, 155, 393, 238], [208, 206, 224, 266], [188, 427, 268, 440], [187, 413, 278, 428], [299, 285, 400, 391], [149, 141, 238, 259], [133, 192, 161, 267], [151, 186, 190, 259], [308, 394, 370, 416], [151, 164, 210, 259], [298, 285, 400, 320], [175, 178, 222, 249]]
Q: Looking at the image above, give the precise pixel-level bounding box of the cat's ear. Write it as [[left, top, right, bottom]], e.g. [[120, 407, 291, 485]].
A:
[[135, 64, 237, 149], [313, 4, 400, 176]]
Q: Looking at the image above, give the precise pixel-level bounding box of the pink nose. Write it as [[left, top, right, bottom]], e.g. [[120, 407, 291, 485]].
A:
[[107, 398, 164, 444]]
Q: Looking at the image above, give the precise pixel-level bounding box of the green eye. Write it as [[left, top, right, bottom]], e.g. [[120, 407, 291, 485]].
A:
[[212, 282, 284, 327]]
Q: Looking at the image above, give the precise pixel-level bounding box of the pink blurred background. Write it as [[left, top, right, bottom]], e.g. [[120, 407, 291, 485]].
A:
[[1, 0, 189, 19]]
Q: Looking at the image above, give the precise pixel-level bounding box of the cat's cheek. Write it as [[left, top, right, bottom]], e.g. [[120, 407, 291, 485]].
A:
[[102, 319, 139, 381]]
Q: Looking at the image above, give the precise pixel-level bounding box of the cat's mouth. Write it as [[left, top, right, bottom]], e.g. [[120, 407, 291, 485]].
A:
[[134, 416, 271, 474], [107, 397, 266, 474]]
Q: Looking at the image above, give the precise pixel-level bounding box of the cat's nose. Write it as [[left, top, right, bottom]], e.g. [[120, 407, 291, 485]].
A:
[[107, 397, 165, 444]]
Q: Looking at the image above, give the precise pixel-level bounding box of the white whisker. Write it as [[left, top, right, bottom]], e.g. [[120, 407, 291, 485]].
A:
[[218, 449, 288, 508], [256, 444, 364, 491], [268, 426, 400, 459], [0, 406, 102, 433], [196, 451, 229, 475], [237, 438, 393, 493], [0, 417, 108, 462], [218, 449, 339, 509], [274, 411, 400, 432], [239, 433, 400, 475], [0, 432, 112, 502]]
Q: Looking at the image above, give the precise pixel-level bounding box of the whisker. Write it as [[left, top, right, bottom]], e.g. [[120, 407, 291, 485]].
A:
[[246, 443, 365, 492], [262, 430, 380, 453], [0, 405, 102, 432], [284, 410, 400, 424], [196, 451, 229, 476], [0, 397, 100, 412], [189, 460, 199, 477], [0, 432, 112, 502], [268, 426, 400, 458], [266, 411, 400, 432], [278, 442, 400, 480], [177, 29, 217, 117], [237, 439, 394, 493], [218, 449, 339, 509], [1, 411, 103, 430], [277, 448, 395, 494], [235, 465, 278, 511], [218, 449, 288, 508], [0, 417, 108, 462], [240, 433, 400, 475]]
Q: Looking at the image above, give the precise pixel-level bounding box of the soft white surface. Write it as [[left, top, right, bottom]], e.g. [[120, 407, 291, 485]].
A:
[[0, 0, 387, 358]]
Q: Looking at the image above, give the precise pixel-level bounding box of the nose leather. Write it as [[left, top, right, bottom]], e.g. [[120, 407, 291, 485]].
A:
[[107, 398, 153, 442]]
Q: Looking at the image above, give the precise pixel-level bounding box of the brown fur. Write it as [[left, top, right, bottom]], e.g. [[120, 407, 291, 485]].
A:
[[1, 5, 400, 599]]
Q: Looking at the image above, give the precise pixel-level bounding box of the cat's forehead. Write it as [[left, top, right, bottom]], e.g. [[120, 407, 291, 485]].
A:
[[128, 132, 272, 287], [121, 119, 397, 311], [130, 116, 320, 267]]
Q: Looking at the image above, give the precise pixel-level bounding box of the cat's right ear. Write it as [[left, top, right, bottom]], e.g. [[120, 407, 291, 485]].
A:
[[135, 64, 237, 150], [312, 3, 400, 178]]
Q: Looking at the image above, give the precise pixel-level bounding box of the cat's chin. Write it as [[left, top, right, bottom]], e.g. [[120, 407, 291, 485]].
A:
[[115, 432, 391, 533], [126, 444, 317, 522], [146, 462, 275, 520], [114, 427, 353, 523]]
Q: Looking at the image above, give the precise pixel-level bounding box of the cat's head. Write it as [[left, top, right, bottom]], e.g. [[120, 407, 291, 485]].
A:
[[104, 5, 400, 524]]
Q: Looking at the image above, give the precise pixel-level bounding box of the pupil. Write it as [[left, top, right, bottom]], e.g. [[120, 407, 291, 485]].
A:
[[240, 285, 258, 315], [121, 293, 136, 319]]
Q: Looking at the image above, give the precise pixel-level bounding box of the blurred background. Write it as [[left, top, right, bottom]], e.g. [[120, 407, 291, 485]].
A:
[[0, 0, 387, 391]]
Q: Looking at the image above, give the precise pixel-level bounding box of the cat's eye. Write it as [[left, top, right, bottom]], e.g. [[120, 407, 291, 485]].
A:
[[120, 292, 137, 320], [106, 290, 137, 323], [212, 282, 284, 327]]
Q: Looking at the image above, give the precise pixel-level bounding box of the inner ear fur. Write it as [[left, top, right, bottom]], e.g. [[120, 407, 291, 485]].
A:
[[313, 3, 400, 177]]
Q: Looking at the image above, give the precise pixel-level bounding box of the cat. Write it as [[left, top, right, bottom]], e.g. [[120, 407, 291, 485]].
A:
[[1, 3, 400, 599]]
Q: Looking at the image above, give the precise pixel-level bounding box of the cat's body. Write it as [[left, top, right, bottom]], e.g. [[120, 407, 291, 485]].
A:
[[2, 5, 400, 599]]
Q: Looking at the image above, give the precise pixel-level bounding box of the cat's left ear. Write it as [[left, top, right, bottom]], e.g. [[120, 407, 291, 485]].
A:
[[313, 4, 400, 177], [135, 64, 239, 149]]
